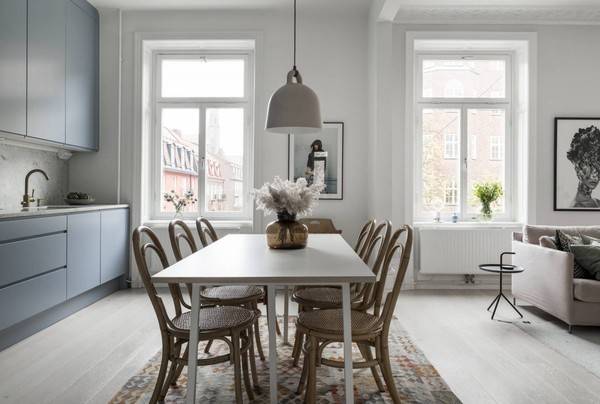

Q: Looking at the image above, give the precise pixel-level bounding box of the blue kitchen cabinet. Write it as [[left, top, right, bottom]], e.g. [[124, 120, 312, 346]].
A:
[[67, 212, 101, 299], [0, 0, 27, 136], [27, 0, 67, 144], [66, 0, 99, 150], [100, 209, 129, 283], [0, 269, 67, 330]]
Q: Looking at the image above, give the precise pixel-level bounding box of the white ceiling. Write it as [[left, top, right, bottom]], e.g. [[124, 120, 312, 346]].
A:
[[88, 0, 371, 11]]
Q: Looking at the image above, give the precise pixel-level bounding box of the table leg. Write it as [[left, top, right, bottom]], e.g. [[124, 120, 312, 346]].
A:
[[283, 287, 289, 345], [341, 283, 354, 404], [267, 286, 278, 403], [186, 284, 201, 404]]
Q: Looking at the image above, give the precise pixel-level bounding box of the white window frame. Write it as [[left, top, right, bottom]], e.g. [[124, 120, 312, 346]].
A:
[[414, 52, 513, 222], [150, 50, 254, 221]]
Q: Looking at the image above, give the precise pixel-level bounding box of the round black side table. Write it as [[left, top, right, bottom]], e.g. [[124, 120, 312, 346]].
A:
[[479, 252, 525, 320]]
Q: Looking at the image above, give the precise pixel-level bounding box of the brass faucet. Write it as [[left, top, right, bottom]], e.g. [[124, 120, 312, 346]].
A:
[[22, 169, 49, 208]]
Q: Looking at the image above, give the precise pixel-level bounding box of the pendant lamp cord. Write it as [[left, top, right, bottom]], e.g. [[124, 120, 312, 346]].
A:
[[293, 0, 297, 75]]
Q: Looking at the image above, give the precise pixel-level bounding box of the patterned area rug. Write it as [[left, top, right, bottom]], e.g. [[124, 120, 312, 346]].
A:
[[110, 317, 460, 403]]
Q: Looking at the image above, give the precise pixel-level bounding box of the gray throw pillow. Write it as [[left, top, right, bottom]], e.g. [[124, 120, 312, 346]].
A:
[[570, 245, 600, 280], [539, 235, 558, 249], [581, 234, 600, 247], [556, 230, 592, 279]]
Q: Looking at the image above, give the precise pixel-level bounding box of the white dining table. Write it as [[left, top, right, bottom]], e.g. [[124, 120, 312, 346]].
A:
[[151, 233, 375, 404]]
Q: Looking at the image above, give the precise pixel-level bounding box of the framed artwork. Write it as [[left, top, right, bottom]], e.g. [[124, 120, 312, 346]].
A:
[[554, 117, 600, 211], [288, 121, 344, 200]]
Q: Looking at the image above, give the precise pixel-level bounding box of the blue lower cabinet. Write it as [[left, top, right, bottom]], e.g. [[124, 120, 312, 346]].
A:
[[100, 209, 129, 283], [67, 212, 101, 299], [0, 268, 67, 330], [0, 233, 66, 288]]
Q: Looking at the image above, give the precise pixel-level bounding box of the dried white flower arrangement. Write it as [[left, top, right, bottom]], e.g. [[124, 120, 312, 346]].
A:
[[254, 176, 324, 216]]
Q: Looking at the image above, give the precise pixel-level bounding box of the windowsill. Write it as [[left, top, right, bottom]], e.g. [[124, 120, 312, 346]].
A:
[[144, 219, 253, 230], [414, 221, 522, 229]]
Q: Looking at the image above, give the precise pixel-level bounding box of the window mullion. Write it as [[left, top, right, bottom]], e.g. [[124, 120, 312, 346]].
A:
[[460, 105, 468, 220], [198, 104, 207, 217]]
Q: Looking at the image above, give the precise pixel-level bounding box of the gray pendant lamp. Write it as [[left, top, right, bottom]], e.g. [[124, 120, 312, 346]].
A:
[[266, 0, 321, 134]]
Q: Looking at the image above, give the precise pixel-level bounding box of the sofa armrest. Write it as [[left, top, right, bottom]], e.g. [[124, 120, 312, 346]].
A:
[[513, 232, 523, 242], [512, 240, 574, 323]]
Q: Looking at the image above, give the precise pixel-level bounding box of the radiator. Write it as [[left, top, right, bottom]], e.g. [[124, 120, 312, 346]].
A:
[[418, 226, 518, 275]]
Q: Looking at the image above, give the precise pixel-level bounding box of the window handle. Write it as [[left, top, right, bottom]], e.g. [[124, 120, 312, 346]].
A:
[[200, 157, 206, 169], [463, 157, 468, 169]]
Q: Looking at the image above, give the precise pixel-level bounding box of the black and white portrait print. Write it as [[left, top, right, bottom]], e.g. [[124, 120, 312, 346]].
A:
[[555, 118, 600, 210], [288, 122, 344, 200]]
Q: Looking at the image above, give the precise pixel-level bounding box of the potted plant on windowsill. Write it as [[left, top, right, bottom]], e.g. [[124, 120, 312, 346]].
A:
[[473, 182, 503, 221], [254, 176, 324, 249], [163, 190, 197, 218]]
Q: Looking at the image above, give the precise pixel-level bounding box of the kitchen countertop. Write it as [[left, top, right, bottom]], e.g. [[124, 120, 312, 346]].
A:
[[0, 204, 129, 221]]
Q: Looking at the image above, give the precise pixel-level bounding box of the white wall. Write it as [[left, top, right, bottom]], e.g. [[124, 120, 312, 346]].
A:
[[376, 23, 600, 229], [71, 7, 371, 233], [68, 7, 371, 279], [368, 19, 600, 287]]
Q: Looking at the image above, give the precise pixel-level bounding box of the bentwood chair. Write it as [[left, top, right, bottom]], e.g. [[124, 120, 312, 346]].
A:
[[197, 216, 283, 343], [132, 226, 258, 404], [291, 220, 389, 365], [295, 225, 413, 403], [169, 219, 266, 363]]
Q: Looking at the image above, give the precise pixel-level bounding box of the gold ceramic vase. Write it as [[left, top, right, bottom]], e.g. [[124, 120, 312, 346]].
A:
[[266, 212, 308, 249]]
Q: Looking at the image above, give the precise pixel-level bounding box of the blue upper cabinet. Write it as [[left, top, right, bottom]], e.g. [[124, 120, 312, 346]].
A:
[[66, 0, 99, 150], [0, 0, 27, 136], [27, 0, 67, 144]]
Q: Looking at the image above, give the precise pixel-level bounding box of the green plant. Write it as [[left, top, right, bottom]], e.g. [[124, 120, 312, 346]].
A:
[[473, 182, 503, 220]]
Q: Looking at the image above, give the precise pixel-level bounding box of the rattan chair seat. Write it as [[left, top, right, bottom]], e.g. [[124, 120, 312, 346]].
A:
[[298, 309, 382, 336], [172, 306, 255, 331], [292, 287, 362, 308], [199, 285, 264, 302]]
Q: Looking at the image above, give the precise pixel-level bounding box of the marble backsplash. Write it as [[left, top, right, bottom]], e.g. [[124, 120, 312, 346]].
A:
[[0, 144, 68, 211]]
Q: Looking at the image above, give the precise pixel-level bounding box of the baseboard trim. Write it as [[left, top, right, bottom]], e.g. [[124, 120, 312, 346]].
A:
[[0, 278, 124, 351]]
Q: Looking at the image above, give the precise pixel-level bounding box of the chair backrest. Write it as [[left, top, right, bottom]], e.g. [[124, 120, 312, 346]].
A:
[[196, 217, 219, 247], [377, 225, 413, 335], [168, 219, 199, 261], [298, 218, 342, 234], [356, 220, 392, 307], [168, 219, 198, 299], [354, 219, 375, 258], [132, 225, 189, 333]]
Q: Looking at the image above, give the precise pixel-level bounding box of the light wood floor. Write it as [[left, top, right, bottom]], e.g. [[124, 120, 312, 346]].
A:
[[0, 289, 599, 404]]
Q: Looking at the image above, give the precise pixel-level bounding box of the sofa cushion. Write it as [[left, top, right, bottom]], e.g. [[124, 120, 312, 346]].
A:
[[556, 230, 592, 279], [582, 234, 600, 246], [539, 235, 558, 249], [523, 225, 600, 244], [570, 244, 600, 280], [573, 279, 600, 303]]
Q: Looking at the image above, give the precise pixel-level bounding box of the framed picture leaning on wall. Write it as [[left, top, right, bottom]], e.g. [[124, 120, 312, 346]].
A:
[[288, 121, 344, 200], [554, 117, 600, 211]]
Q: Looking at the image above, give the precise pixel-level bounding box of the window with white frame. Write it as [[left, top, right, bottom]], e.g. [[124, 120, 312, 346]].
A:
[[151, 49, 254, 220], [490, 135, 504, 161], [444, 180, 458, 205], [416, 54, 511, 221], [444, 133, 459, 159]]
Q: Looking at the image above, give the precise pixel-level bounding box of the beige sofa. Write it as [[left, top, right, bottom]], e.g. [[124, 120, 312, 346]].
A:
[[512, 225, 600, 332]]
